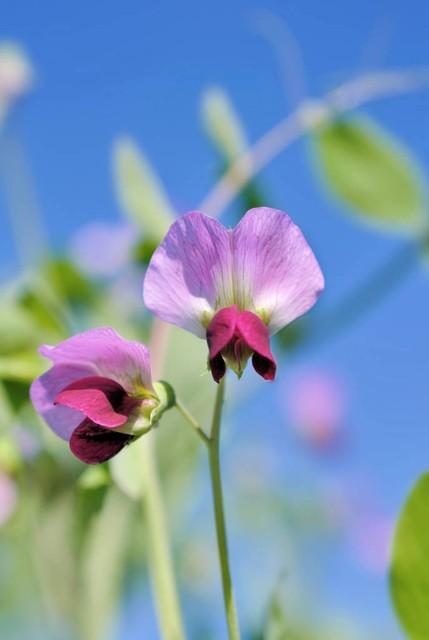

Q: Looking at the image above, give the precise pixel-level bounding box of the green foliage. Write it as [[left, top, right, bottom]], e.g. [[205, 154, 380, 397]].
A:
[[110, 439, 147, 500], [113, 137, 175, 241], [201, 86, 267, 217], [0, 351, 42, 382], [78, 487, 133, 640], [41, 258, 95, 306], [390, 473, 429, 639], [202, 86, 247, 162], [312, 116, 426, 233]]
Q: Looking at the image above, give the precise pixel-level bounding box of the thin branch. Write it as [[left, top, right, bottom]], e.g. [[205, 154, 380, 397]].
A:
[[199, 68, 429, 217], [175, 398, 210, 445]]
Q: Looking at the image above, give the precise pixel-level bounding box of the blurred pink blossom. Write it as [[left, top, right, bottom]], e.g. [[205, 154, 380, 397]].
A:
[[285, 370, 347, 450], [70, 221, 135, 277], [349, 512, 395, 574], [0, 43, 33, 103]]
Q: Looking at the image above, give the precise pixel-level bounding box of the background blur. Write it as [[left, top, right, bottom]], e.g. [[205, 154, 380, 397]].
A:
[[1, 1, 428, 638]]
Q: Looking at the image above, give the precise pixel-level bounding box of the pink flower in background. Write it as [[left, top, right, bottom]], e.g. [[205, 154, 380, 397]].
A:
[[30, 328, 161, 464], [286, 370, 346, 450], [0, 43, 33, 103], [349, 512, 395, 574], [70, 222, 135, 277], [0, 472, 17, 527], [144, 208, 324, 382]]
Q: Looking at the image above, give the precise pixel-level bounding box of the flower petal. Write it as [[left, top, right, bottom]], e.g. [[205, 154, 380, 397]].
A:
[[206, 306, 238, 382], [55, 376, 131, 428], [236, 311, 276, 380], [143, 211, 233, 337], [39, 327, 153, 393], [232, 208, 324, 333], [30, 363, 96, 440], [70, 419, 133, 464]]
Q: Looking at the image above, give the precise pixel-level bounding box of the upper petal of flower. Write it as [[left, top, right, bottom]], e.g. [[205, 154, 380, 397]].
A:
[[232, 208, 324, 333], [39, 327, 153, 393], [143, 211, 233, 337]]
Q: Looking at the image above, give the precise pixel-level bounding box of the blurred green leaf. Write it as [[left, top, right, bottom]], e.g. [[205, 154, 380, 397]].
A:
[[42, 258, 95, 306], [78, 465, 110, 491], [0, 299, 41, 356], [201, 86, 268, 218], [110, 439, 146, 500], [0, 351, 42, 382], [132, 235, 160, 266], [157, 326, 215, 501], [265, 581, 290, 640], [113, 137, 175, 241], [79, 486, 133, 640], [201, 86, 247, 162], [390, 472, 429, 639], [312, 116, 426, 232], [33, 491, 78, 628]]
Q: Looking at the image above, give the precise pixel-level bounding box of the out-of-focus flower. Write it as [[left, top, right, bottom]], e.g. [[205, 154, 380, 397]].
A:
[[285, 370, 346, 450], [30, 327, 173, 464], [144, 208, 324, 382], [12, 424, 41, 460], [0, 471, 17, 526], [348, 511, 394, 574], [0, 42, 33, 104], [70, 221, 135, 277]]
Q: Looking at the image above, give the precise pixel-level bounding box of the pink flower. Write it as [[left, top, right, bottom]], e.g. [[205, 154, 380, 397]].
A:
[[349, 512, 395, 574], [70, 222, 135, 277], [286, 370, 346, 450], [30, 328, 164, 464], [0, 43, 33, 103], [143, 208, 324, 382]]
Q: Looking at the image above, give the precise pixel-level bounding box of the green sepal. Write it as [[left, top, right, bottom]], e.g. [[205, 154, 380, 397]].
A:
[[152, 380, 176, 423]]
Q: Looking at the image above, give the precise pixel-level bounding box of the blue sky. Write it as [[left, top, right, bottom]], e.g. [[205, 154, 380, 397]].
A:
[[1, 1, 429, 637]]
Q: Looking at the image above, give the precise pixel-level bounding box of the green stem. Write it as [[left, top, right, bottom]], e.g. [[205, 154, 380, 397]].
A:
[[139, 435, 186, 640], [208, 378, 241, 640], [175, 398, 210, 445]]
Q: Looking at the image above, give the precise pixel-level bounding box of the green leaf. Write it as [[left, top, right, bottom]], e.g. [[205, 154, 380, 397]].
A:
[[110, 439, 147, 500], [41, 258, 95, 306], [78, 487, 133, 640], [113, 137, 175, 240], [201, 86, 268, 219], [201, 86, 247, 162], [0, 299, 41, 356], [390, 472, 429, 639], [0, 351, 42, 382], [312, 117, 426, 233]]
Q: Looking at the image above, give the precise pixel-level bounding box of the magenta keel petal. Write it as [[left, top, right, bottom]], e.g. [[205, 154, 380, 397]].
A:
[[236, 311, 276, 380], [70, 419, 134, 464], [54, 376, 133, 428], [206, 306, 276, 382]]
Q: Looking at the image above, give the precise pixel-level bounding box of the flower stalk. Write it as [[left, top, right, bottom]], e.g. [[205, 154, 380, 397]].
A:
[[176, 379, 240, 638], [208, 378, 241, 640]]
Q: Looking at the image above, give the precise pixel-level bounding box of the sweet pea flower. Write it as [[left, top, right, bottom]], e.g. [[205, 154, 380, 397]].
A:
[[285, 370, 346, 451], [30, 328, 172, 464], [143, 207, 324, 382]]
